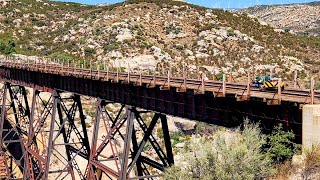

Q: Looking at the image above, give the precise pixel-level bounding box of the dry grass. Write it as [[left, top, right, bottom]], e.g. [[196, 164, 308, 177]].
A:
[[302, 145, 320, 179], [274, 161, 294, 180], [272, 145, 320, 180]]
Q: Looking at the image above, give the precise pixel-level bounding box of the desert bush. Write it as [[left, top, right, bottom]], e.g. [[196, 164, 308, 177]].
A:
[[104, 42, 121, 52], [165, 23, 182, 35], [163, 121, 276, 180], [195, 122, 218, 136], [84, 47, 96, 55], [0, 40, 16, 54]]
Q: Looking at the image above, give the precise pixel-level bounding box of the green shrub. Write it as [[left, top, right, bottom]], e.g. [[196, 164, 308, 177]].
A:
[[170, 132, 185, 146], [156, 127, 164, 139], [0, 40, 16, 54], [104, 42, 121, 52], [215, 71, 224, 81], [87, 108, 95, 117], [84, 47, 96, 55], [34, 20, 46, 27], [85, 122, 92, 128], [265, 124, 296, 164]]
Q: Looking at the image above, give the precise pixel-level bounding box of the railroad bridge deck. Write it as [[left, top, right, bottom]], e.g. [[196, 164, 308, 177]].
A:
[[0, 62, 318, 136], [0, 59, 318, 179]]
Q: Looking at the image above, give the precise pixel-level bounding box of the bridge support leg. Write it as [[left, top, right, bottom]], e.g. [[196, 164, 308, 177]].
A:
[[42, 91, 91, 179], [86, 102, 174, 179], [120, 106, 134, 180], [0, 83, 29, 179], [302, 105, 320, 149], [43, 90, 58, 179], [1, 83, 175, 179], [0, 86, 92, 180], [160, 115, 174, 166]]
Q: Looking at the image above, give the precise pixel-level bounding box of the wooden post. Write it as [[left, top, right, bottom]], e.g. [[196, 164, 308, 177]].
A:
[[61, 59, 64, 71], [270, 68, 273, 79], [153, 71, 156, 87], [167, 69, 171, 89], [253, 67, 256, 82], [90, 60, 92, 78], [201, 73, 205, 93], [222, 74, 226, 97], [81, 64, 83, 75], [311, 78, 315, 105], [228, 72, 232, 82], [106, 66, 109, 81], [104, 61, 106, 71], [45, 59, 47, 71], [278, 78, 282, 102], [117, 67, 119, 82], [161, 63, 164, 76], [183, 64, 186, 90], [212, 73, 216, 81], [127, 63, 130, 83], [247, 72, 251, 96], [97, 65, 100, 79], [294, 70, 298, 89], [197, 66, 200, 79], [139, 68, 142, 86]]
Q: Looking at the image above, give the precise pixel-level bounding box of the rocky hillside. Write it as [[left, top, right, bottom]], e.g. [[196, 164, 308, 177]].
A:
[[241, 2, 320, 37], [1, 0, 320, 81]]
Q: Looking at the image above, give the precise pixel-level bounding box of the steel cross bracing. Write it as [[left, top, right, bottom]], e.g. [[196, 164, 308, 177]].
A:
[[0, 83, 174, 179]]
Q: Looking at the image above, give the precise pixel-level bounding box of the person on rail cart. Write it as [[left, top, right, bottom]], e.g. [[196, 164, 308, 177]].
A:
[[264, 75, 271, 82], [252, 76, 263, 87]]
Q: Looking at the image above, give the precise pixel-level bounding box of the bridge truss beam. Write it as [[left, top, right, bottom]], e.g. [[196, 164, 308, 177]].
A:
[[0, 82, 174, 179]]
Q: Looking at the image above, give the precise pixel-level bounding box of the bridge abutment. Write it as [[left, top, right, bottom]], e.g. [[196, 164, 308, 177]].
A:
[[302, 105, 320, 149]]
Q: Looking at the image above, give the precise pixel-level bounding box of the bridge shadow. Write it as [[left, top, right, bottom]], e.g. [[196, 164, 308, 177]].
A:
[[202, 93, 302, 143]]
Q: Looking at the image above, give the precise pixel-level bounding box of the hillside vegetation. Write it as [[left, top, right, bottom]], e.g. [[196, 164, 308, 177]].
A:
[[241, 2, 320, 37], [0, 0, 319, 81]]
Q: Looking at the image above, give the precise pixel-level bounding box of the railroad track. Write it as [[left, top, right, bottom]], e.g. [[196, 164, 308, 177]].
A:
[[1, 62, 319, 104]]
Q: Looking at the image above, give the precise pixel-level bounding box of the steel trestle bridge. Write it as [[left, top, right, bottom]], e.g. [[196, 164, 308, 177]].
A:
[[0, 57, 318, 179]]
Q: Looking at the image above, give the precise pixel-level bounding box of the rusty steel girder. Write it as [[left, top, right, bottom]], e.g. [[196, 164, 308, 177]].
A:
[[0, 83, 175, 179]]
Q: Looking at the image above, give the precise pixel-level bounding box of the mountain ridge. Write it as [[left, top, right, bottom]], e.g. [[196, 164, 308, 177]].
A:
[[240, 1, 320, 37], [0, 0, 319, 81]]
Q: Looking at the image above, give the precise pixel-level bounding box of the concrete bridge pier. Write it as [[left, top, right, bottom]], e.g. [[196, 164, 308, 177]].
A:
[[303, 105, 320, 149]]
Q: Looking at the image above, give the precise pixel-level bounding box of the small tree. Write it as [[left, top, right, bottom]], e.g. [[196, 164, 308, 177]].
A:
[[266, 124, 296, 163]]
